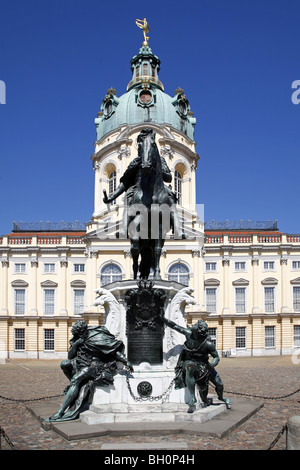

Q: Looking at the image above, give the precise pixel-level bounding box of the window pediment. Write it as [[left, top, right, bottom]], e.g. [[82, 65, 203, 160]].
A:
[[204, 278, 220, 286], [70, 280, 86, 288], [291, 277, 300, 285], [232, 278, 249, 286], [11, 279, 28, 287], [261, 277, 278, 285], [41, 280, 58, 288]]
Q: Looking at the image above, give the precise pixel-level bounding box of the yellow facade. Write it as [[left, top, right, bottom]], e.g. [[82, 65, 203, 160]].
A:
[[1, 42, 300, 362]]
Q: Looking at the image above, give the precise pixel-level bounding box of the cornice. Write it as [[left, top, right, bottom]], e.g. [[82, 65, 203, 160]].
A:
[[92, 137, 133, 162]]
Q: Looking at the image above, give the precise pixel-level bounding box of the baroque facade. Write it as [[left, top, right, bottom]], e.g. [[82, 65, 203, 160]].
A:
[[1, 40, 300, 361]]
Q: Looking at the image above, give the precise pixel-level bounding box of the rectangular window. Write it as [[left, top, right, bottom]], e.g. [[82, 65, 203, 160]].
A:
[[206, 288, 217, 313], [44, 263, 56, 273], [44, 289, 55, 315], [143, 63, 148, 75], [15, 289, 25, 315], [235, 287, 246, 313], [265, 326, 275, 348], [14, 263, 26, 273], [292, 261, 300, 270], [44, 329, 55, 351], [208, 327, 217, 346], [15, 328, 25, 350], [74, 289, 85, 314], [236, 327, 246, 349], [234, 262, 246, 271], [205, 262, 217, 271], [74, 263, 85, 273], [264, 261, 275, 270], [293, 286, 300, 312], [294, 325, 300, 348], [265, 287, 275, 312]]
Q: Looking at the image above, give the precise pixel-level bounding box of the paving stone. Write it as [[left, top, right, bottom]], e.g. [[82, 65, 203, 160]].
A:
[[0, 356, 299, 450]]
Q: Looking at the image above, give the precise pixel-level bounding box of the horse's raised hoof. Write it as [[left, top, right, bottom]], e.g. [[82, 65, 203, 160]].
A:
[[187, 405, 196, 414]]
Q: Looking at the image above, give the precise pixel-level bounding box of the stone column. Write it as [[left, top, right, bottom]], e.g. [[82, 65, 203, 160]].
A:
[[280, 257, 289, 313], [85, 251, 98, 315], [30, 259, 38, 315], [59, 258, 68, 315], [222, 258, 230, 314], [0, 259, 9, 314], [252, 258, 260, 313]]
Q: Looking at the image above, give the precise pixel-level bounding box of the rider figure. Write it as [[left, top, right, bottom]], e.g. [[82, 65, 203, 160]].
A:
[[103, 129, 185, 239]]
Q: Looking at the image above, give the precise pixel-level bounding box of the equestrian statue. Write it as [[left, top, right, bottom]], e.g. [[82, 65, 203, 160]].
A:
[[103, 128, 185, 280]]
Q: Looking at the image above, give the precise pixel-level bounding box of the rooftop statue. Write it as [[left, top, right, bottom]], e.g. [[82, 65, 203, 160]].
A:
[[136, 18, 151, 46], [103, 128, 185, 280]]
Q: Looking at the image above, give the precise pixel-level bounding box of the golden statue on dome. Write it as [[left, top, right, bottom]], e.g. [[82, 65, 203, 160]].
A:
[[136, 18, 151, 46]]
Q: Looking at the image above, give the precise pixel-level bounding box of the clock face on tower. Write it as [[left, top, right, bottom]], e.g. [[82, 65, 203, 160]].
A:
[[179, 100, 187, 116], [138, 89, 153, 106], [104, 100, 113, 116]]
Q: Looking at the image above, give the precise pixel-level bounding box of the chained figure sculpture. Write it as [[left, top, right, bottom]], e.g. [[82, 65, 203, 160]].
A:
[[46, 320, 133, 422], [160, 313, 231, 413]]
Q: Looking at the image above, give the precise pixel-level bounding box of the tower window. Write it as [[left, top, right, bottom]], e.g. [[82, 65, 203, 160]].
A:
[[109, 170, 116, 194], [143, 63, 148, 75], [109, 170, 116, 204], [174, 170, 182, 204]]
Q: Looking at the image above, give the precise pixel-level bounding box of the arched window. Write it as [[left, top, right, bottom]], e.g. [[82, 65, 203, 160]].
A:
[[168, 263, 189, 286], [100, 263, 122, 286], [174, 170, 182, 204], [109, 170, 116, 193], [108, 170, 116, 205]]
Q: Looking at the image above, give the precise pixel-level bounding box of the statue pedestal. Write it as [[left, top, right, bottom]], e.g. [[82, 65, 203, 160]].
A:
[[79, 280, 223, 425], [81, 369, 226, 425], [91, 367, 188, 406]]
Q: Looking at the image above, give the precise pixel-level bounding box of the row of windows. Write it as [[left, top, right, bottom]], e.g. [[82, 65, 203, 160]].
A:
[[14, 288, 85, 315], [14, 325, 300, 352], [205, 260, 300, 272], [10, 262, 190, 286], [206, 286, 300, 313], [11, 260, 300, 276], [14, 285, 300, 316], [208, 325, 300, 350], [14, 328, 55, 351], [13, 263, 85, 274], [101, 263, 190, 286]]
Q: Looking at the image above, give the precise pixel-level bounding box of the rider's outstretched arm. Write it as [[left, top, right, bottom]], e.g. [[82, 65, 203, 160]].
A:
[[103, 182, 126, 204]]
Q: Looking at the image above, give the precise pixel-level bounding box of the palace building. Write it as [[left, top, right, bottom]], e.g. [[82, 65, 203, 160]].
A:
[[1, 34, 300, 362]]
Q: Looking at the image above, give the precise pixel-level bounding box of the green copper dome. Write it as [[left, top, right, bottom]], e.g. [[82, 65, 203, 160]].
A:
[[95, 46, 196, 141]]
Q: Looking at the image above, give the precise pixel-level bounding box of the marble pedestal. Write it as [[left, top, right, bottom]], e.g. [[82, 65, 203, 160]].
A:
[[81, 280, 224, 426]]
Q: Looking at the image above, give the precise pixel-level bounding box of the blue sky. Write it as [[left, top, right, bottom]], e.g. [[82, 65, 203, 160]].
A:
[[0, 0, 300, 235]]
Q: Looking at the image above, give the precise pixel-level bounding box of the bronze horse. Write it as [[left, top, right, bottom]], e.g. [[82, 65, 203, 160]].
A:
[[103, 128, 183, 280]]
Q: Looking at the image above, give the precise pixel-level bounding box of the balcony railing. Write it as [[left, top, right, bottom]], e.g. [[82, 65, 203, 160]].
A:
[[37, 236, 62, 245], [257, 235, 282, 243]]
